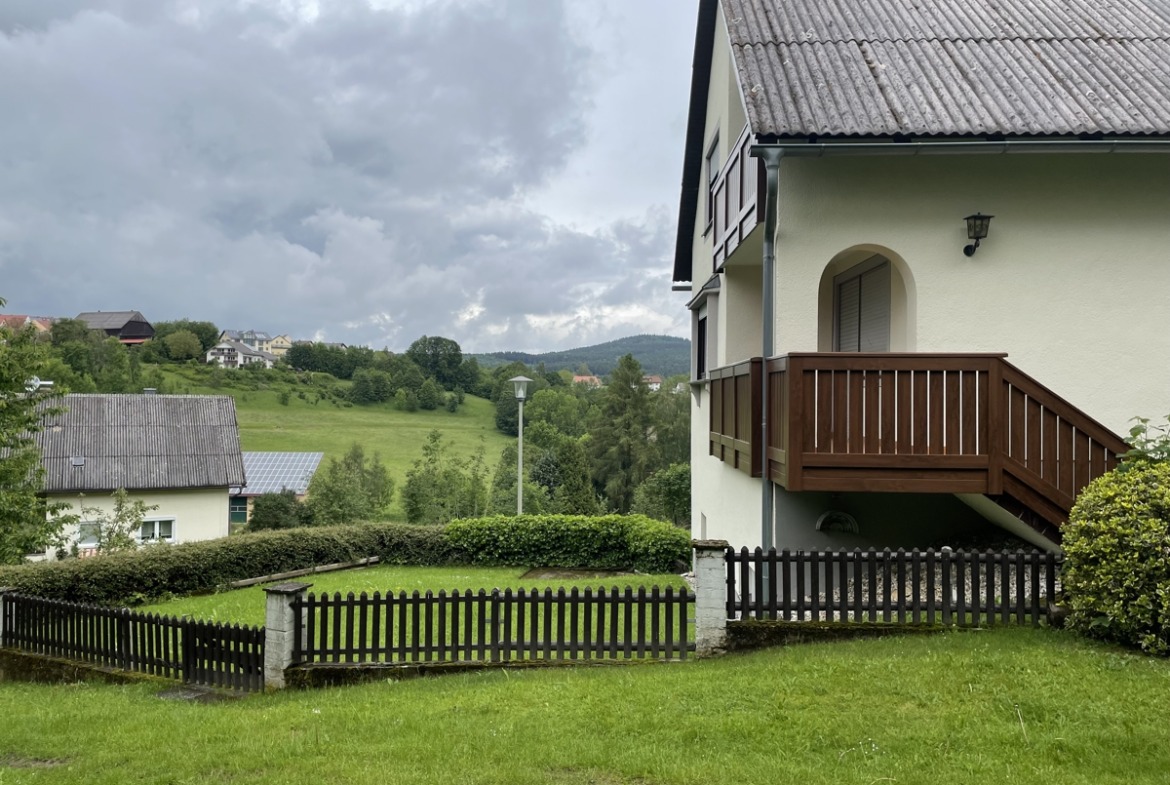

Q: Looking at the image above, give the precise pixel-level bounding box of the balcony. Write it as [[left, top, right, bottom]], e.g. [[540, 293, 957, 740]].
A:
[[710, 125, 763, 271], [708, 353, 1129, 529]]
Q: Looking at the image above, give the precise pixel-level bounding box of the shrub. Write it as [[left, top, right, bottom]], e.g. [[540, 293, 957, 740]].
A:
[[249, 490, 313, 531], [0, 523, 460, 605], [445, 514, 690, 574], [1062, 460, 1170, 655]]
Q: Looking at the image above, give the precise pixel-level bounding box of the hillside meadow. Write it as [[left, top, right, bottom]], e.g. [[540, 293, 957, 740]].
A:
[[155, 364, 513, 518]]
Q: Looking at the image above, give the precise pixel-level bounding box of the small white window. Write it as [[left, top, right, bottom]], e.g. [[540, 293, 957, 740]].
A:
[[139, 519, 176, 544], [77, 523, 100, 549]]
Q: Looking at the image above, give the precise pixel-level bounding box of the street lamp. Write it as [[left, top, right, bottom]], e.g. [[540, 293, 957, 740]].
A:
[[509, 376, 533, 515]]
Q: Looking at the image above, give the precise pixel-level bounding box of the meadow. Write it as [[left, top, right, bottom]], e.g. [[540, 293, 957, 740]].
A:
[[2, 627, 1168, 784]]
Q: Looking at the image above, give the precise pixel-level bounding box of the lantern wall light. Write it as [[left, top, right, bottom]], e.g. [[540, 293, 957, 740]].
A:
[[963, 213, 994, 256]]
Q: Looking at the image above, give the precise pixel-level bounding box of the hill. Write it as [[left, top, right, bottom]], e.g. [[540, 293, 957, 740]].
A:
[[471, 334, 689, 378]]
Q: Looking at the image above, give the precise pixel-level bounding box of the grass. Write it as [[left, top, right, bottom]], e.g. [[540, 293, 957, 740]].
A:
[[3, 627, 1170, 783], [139, 565, 691, 627], [153, 364, 513, 518]]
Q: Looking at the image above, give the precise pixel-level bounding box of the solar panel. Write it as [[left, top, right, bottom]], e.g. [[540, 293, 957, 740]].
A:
[[239, 452, 324, 495]]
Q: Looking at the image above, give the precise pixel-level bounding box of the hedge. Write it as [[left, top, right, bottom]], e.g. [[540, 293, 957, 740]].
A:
[[0, 523, 457, 606], [445, 514, 690, 574], [0, 515, 691, 605]]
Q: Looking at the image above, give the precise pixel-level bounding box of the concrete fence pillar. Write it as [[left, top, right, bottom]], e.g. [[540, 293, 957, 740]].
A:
[[692, 540, 730, 656], [0, 588, 16, 649], [264, 582, 312, 689]]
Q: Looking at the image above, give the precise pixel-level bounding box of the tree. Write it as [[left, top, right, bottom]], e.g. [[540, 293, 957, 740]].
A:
[[163, 329, 203, 361], [418, 378, 442, 410], [91, 337, 132, 392], [405, 336, 463, 389], [249, 490, 312, 531], [588, 354, 656, 513], [401, 431, 490, 524], [72, 488, 159, 554], [50, 318, 97, 347], [632, 463, 691, 527], [551, 439, 601, 515], [153, 320, 220, 353], [526, 388, 589, 438], [0, 308, 71, 562], [305, 444, 395, 525]]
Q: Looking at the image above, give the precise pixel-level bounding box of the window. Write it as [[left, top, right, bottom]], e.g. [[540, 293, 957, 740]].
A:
[[834, 258, 891, 352], [139, 519, 175, 544], [77, 523, 100, 549], [696, 315, 708, 380], [705, 133, 721, 232]]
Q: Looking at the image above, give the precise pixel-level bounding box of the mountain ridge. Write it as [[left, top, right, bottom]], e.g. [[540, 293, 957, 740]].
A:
[[470, 334, 690, 378]]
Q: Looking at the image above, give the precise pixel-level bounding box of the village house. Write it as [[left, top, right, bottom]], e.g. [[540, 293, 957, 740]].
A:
[[676, 0, 1170, 553]]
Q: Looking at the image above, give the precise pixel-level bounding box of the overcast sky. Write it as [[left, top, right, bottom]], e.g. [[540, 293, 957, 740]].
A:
[[0, 0, 697, 353]]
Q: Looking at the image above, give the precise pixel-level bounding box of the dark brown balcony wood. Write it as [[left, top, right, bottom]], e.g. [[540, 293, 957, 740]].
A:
[[707, 353, 1130, 530]]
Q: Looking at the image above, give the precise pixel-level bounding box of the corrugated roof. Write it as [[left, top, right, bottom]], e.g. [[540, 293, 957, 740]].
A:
[[724, 0, 1170, 137], [75, 311, 147, 330], [36, 394, 245, 493]]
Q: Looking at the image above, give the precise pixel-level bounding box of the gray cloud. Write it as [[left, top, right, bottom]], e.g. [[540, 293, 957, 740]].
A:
[[0, 0, 692, 352]]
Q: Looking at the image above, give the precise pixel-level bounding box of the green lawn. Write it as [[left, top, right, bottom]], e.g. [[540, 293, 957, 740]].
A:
[[3, 628, 1169, 783], [139, 565, 690, 627]]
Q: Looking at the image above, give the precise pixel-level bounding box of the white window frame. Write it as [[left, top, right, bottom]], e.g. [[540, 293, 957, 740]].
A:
[[138, 517, 176, 545]]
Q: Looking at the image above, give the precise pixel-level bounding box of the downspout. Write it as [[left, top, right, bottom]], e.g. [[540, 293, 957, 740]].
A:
[[753, 146, 784, 557]]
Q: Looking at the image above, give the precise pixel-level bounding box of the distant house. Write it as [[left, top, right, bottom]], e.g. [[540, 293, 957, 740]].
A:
[[642, 375, 663, 391], [75, 311, 154, 344], [34, 394, 245, 556], [572, 375, 603, 388], [0, 315, 51, 333], [268, 334, 293, 357], [206, 339, 278, 369], [219, 329, 276, 354], [228, 451, 324, 524]]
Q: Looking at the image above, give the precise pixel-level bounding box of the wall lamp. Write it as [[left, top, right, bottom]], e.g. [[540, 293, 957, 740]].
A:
[[963, 213, 993, 256]]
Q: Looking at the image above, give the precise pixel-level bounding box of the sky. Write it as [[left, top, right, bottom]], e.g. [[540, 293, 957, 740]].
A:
[[0, 0, 698, 353]]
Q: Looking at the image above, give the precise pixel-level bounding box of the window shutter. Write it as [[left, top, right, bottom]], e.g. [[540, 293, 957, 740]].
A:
[[858, 263, 890, 352], [836, 276, 861, 351]]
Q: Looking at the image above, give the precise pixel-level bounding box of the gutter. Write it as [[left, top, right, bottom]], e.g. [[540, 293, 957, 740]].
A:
[[748, 136, 1170, 554]]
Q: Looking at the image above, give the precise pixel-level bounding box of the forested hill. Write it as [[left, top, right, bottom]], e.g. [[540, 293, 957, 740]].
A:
[[471, 334, 689, 378]]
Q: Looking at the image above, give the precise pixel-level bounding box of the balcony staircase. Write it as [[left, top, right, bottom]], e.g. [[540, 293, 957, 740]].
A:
[[708, 353, 1130, 544]]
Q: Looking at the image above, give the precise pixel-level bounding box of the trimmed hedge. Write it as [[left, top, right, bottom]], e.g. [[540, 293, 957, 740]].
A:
[[0, 523, 458, 606], [0, 515, 691, 605], [445, 514, 690, 574]]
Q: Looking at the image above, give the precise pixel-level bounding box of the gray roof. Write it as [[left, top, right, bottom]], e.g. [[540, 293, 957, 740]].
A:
[[724, 0, 1170, 138], [36, 394, 245, 493], [75, 311, 148, 330], [232, 452, 324, 496]]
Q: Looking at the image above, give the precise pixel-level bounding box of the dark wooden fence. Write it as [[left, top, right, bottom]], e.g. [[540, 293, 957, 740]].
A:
[[1, 594, 265, 692], [726, 548, 1060, 627], [293, 586, 695, 665]]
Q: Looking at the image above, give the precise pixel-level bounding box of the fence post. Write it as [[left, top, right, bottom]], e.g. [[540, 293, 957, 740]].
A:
[[264, 582, 312, 690], [692, 540, 730, 656], [0, 588, 16, 648]]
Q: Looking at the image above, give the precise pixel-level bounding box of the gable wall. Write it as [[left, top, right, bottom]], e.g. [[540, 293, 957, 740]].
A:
[[768, 152, 1170, 435]]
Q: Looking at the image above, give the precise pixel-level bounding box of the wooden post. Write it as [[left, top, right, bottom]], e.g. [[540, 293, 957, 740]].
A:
[[264, 582, 312, 690], [0, 588, 16, 649], [692, 540, 730, 656]]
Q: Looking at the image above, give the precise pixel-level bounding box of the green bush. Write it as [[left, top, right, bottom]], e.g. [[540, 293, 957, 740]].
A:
[[1062, 461, 1170, 655], [445, 514, 690, 574], [0, 523, 460, 606]]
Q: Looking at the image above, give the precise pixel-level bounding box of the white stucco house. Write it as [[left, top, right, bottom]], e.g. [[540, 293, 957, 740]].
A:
[[206, 339, 278, 369], [35, 394, 246, 556], [677, 0, 1170, 553]]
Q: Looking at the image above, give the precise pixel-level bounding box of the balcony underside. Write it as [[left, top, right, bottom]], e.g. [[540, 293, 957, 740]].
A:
[[708, 353, 1128, 538]]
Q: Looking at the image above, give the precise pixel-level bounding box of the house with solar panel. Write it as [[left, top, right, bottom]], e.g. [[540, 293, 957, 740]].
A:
[[35, 394, 245, 556], [229, 452, 324, 525], [677, 0, 1170, 554]]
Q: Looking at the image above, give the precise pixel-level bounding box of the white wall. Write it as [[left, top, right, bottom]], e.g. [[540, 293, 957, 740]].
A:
[[48, 487, 231, 555], [772, 152, 1170, 435]]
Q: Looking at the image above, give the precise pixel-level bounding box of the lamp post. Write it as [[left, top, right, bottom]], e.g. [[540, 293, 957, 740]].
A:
[[509, 376, 533, 515]]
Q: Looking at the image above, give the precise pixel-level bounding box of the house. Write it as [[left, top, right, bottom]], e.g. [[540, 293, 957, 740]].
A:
[[34, 394, 245, 555], [676, 0, 1170, 553], [228, 451, 324, 524], [268, 334, 293, 357], [642, 375, 664, 392], [0, 315, 51, 333], [572, 375, 603, 388], [219, 329, 280, 354], [206, 339, 278, 369], [75, 311, 154, 344]]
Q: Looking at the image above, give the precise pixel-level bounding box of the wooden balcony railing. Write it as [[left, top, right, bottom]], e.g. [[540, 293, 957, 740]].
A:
[[710, 124, 763, 271], [708, 353, 1130, 528]]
